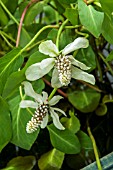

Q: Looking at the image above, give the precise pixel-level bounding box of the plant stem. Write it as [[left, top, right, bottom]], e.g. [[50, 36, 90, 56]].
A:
[[26, 40, 45, 51], [78, 80, 102, 92], [20, 25, 58, 54], [56, 19, 68, 49], [6, 25, 58, 72], [16, 0, 37, 47], [0, 32, 14, 48], [87, 123, 102, 170], [65, 25, 81, 29], [0, 0, 19, 25], [95, 56, 103, 82], [75, 29, 89, 38], [48, 88, 57, 101], [42, 78, 68, 98], [0, 31, 16, 43], [98, 52, 113, 76]]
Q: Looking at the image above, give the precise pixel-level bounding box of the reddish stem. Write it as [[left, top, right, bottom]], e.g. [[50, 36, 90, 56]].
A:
[[16, 0, 38, 47], [42, 78, 68, 98]]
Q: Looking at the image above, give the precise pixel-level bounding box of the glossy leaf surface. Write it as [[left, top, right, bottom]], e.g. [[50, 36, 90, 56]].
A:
[[38, 148, 64, 170], [0, 96, 12, 151], [47, 124, 81, 154], [68, 89, 101, 113]]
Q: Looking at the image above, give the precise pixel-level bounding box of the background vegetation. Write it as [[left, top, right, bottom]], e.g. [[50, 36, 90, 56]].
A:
[[0, 0, 113, 169]]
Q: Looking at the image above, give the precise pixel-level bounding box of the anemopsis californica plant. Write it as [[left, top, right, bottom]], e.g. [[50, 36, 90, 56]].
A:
[[25, 37, 95, 88], [20, 81, 66, 133]]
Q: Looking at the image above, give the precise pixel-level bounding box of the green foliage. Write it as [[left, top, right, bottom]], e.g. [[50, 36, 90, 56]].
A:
[[75, 45, 96, 72], [0, 0, 113, 169], [61, 111, 80, 134], [38, 148, 64, 170], [68, 88, 101, 113], [78, 0, 104, 37], [64, 8, 78, 26], [102, 14, 113, 44], [8, 94, 40, 150], [24, 2, 45, 25], [99, 0, 113, 16], [0, 6, 9, 26], [0, 96, 12, 151], [2, 51, 47, 99], [47, 124, 81, 154], [0, 48, 23, 93], [1, 156, 36, 170], [95, 103, 107, 116], [77, 131, 93, 150]]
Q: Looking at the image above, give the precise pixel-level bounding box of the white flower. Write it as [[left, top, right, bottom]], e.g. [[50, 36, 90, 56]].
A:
[[25, 37, 95, 88], [20, 81, 66, 133]]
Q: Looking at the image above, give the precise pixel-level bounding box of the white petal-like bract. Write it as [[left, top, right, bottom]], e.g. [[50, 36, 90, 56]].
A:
[[49, 95, 63, 106], [25, 60, 54, 81], [51, 68, 62, 88], [50, 108, 65, 130], [71, 66, 95, 85], [22, 81, 42, 103], [40, 113, 48, 129], [39, 40, 59, 57], [20, 100, 38, 108], [68, 55, 90, 70], [62, 37, 89, 55]]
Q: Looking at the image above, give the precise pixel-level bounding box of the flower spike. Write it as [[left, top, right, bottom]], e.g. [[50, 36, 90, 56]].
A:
[[20, 81, 66, 133], [25, 37, 95, 87]]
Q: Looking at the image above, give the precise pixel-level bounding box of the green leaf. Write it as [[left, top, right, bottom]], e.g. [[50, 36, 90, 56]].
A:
[[24, 2, 44, 25], [99, 0, 113, 16], [95, 104, 107, 116], [64, 8, 78, 25], [38, 148, 64, 170], [8, 95, 39, 150], [102, 14, 113, 44], [78, 0, 104, 37], [0, 6, 9, 26], [33, 79, 45, 94], [4, 0, 18, 14], [59, 29, 77, 51], [77, 131, 93, 150], [75, 45, 96, 72], [47, 29, 58, 43], [43, 5, 56, 24], [105, 50, 113, 62], [2, 70, 25, 99], [2, 51, 47, 99], [0, 48, 23, 91], [61, 113, 80, 134], [47, 124, 81, 154], [19, 28, 31, 47], [53, 0, 65, 14], [0, 96, 12, 151], [102, 95, 113, 104], [2, 156, 36, 170], [68, 88, 101, 113]]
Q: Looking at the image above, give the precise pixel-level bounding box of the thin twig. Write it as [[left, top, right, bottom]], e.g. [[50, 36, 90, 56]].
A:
[[87, 121, 102, 170], [98, 52, 113, 76], [16, 0, 39, 47], [78, 80, 102, 93], [42, 78, 68, 98], [0, 32, 14, 48]]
